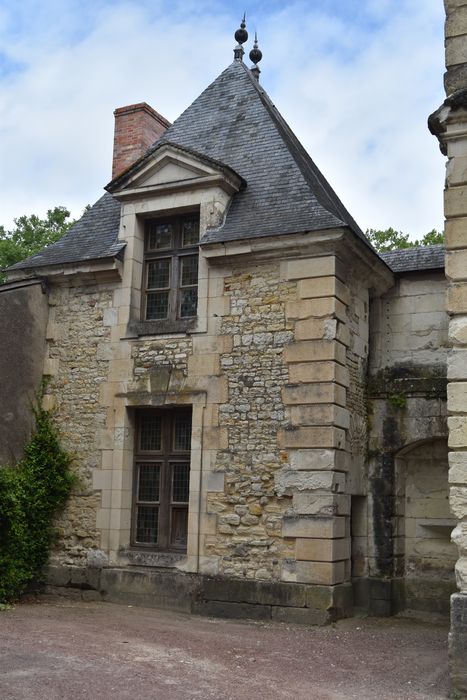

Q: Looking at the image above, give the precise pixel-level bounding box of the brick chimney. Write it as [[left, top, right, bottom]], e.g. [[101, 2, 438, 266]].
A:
[[112, 102, 171, 180]]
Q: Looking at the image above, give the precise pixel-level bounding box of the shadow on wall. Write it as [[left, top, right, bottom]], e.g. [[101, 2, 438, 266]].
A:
[[0, 280, 48, 465]]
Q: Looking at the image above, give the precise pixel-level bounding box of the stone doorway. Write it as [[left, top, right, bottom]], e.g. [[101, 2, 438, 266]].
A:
[[396, 438, 457, 615]]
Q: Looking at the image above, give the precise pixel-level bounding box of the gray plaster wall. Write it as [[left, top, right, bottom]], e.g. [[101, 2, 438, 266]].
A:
[[0, 280, 49, 464]]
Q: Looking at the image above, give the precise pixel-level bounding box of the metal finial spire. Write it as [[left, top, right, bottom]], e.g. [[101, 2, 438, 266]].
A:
[[249, 32, 262, 81], [234, 13, 248, 61]]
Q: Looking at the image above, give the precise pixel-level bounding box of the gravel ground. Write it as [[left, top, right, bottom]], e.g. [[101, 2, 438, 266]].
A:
[[0, 599, 452, 700]]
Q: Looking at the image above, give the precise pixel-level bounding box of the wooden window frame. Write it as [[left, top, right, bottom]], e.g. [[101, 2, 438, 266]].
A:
[[132, 408, 192, 552], [142, 214, 199, 325]]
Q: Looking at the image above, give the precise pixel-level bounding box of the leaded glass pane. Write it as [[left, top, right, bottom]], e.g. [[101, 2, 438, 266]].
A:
[[140, 414, 162, 451], [136, 505, 158, 543], [148, 222, 172, 250], [171, 463, 190, 502], [146, 291, 169, 320], [180, 255, 198, 286], [137, 463, 160, 502], [174, 415, 192, 451], [147, 259, 170, 289], [170, 507, 188, 547], [180, 288, 197, 318], [182, 218, 199, 247]]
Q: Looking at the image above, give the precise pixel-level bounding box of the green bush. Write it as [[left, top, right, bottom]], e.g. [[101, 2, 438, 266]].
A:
[[0, 398, 75, 603]]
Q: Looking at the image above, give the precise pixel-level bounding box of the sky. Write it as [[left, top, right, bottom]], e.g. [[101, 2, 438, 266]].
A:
[[0, 0, 446, 238]]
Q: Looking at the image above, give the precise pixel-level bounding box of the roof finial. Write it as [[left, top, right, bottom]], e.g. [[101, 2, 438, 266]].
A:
[[234, 13, 248, 62], [249, 32, 262, 81]]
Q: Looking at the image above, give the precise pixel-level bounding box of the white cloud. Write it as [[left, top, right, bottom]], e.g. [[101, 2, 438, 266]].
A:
[[0, 0, 446, 238]]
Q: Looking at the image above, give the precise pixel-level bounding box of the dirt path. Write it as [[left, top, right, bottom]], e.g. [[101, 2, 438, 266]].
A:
[[0, 600, 451, 699]]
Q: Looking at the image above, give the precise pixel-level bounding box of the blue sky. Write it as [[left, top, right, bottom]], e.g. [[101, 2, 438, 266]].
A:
[[0, 0, 446, 237]]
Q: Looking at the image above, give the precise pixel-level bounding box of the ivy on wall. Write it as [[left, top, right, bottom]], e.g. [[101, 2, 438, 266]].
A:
[[0, 393, 75, 603]]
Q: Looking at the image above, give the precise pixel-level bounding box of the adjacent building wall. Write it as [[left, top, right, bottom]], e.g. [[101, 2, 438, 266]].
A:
[[0, 280, 48, 465], [367, 270, 450, 614]]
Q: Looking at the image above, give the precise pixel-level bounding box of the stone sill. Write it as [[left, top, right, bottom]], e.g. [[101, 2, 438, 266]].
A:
[[126, 549, 187, 568]]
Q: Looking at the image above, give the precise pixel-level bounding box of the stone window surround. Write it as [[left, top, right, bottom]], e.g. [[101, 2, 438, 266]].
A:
[[141, 213, 200, 332], [117, 189, 234, 341], [105, 396, 206, 573], [131, 406, 192, 552]]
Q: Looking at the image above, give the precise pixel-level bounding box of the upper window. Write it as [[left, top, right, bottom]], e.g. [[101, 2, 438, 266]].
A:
[[143, 214, 199, 322]]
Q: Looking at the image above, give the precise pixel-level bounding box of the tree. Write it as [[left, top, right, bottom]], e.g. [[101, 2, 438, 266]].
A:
[[0, 207, 75, 282], [366, 227, 444, 253]]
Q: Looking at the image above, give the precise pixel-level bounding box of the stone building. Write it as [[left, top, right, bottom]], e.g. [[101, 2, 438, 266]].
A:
[[429, 0, 467, 692], [0, 12, 464, 687]]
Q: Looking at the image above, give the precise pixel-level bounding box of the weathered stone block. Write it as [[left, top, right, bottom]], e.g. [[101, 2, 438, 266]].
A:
[[187, 354, 220, 376], [445, 187, 467, 218], [293, 492, 350, 516], [446, 7, 467, 38], [290, 403, 350, 429], [289, 448, 347, 472], [445, 218, 467, 250], [296, 537, 350, 562], [295, 561, 345, 585], [206, 471, 225, 492], [294, 317, 333, 341], [449, 451, 467, 483], [271, 606, 330, 625], [278, 426, 346, 449], [450, 487, 467, 519], [275, 469, 346, 496], [448, 350, 467, 380], [282, 383, 346, 407], [448, 416, 467, 448], [297, 277, 350, 305], [282, 516, 346, 539], [447, 284, 467, 313], [194, 599, 272, 620], [448, 381, 467, 412], [449, 593, 467, 695], [286, 298, 347, 322], [284, 340, 346, 364], [447, 154, 467, 187], [288, 361, 349, 386], [43, 358, 59, 376], [281, 256, 345, 282], [448, 315, 467, 344]]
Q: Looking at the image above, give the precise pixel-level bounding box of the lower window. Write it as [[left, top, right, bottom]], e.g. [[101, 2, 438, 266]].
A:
[[132, 408, 192, 551]]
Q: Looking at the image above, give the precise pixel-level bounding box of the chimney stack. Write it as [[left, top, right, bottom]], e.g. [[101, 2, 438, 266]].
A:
[[112, 102, 171, 180]]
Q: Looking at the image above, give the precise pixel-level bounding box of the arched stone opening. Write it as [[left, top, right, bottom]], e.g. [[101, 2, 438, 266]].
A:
[[395, 437, 457, 616]]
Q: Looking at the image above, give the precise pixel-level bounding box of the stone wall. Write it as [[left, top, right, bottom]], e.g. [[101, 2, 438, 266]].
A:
[[399, 438, 457, 614], [367, 270, 449, 614], [0, 280, 48, 464], [43, 281, 117, 565], [206, 263, 296, 580], [369, 271, 448, 373]]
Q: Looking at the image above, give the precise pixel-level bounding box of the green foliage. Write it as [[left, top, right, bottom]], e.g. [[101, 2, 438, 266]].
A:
[[388, 393, 407, 409], [0, 207, 75, 282], [366, 227, 444, 253], [0, 396, 75, 603]]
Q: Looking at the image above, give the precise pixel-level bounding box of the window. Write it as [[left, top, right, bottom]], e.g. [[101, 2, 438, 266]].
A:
[[132, 408, 192, 551], [143, 214, 199, 323]]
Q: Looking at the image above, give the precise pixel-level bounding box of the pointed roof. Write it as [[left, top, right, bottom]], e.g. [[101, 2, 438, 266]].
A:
[[145, 60, 367, 245], [9, 58, 369, 274]]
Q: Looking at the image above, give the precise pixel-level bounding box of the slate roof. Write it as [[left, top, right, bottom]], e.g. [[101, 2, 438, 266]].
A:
[[110, 60, 368, 246], [7, 193, 123, 272], [10, 59, 370, 273], [380, 244, 445, 273]]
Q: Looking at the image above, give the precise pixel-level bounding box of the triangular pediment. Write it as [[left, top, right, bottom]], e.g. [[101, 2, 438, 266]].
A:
[[107, 142, 244, 199]]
